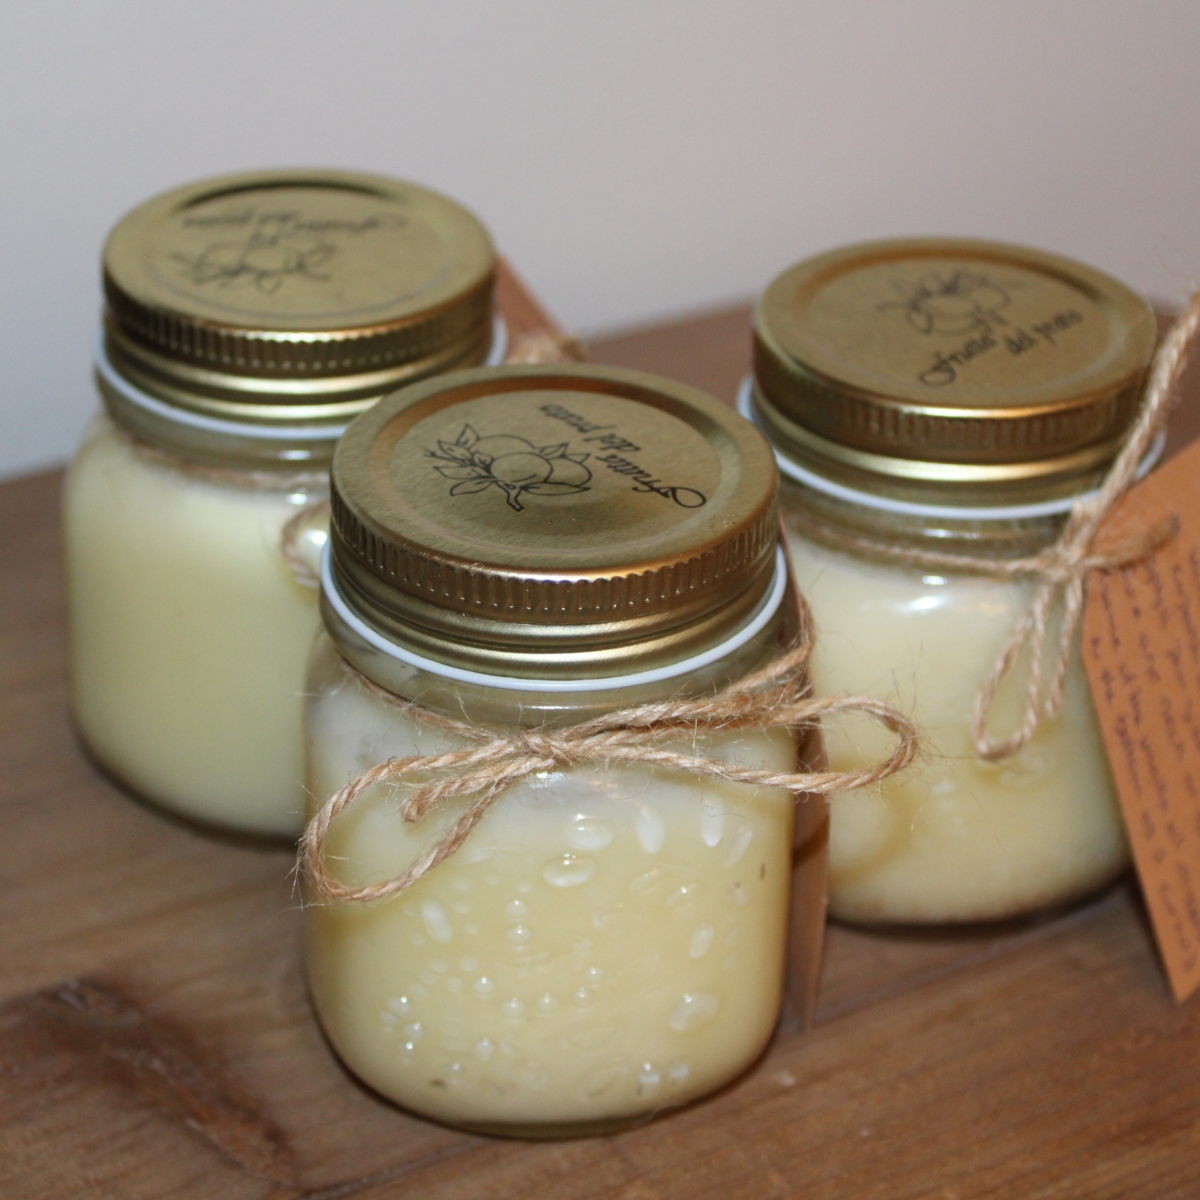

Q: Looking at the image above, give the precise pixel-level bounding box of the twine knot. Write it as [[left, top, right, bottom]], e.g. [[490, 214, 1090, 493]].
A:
[[301, 592, 919, 904]]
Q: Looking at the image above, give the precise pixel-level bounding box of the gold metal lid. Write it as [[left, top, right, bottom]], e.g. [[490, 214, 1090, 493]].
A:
[[328, 363, 780, 678], [752, 238, 1156, 502], [101, 169, 496, 432]]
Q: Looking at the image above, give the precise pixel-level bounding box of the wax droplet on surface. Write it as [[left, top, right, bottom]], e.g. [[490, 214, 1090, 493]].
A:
[[564, 1020, 619, 1050], [505, 898, 528, 920], [473, 1038, 495, 1060], [726, 881, 747, 907], [573, 987, 595, 1007], [567, 817, 614, 851], [689, 923, 714, 959], [724, 824, 754, 868], [700, 797, 725, 847], [629, 868, 662, 894], [420, 901, 454, 944], [388, 996, 412, 1015], [507, 924, 533, 945], [637, 1063, 662, 1096], [501, 997, 526, 1018], [473, 976, 495, 998], [535, 993, 559, 1014], [668, 1059, 690, 1083], [637, 808, 665, 854], [666, 882, 702, 910], [402, 1021, 425, 1041], [543, 854, 598, 888], [459, 956, 478, 972], [585, 965, 605, 985], [519, 1062, 549, 1089], [579, 1061, 628, 1099], [669, 992, 721, 1033], [594, 909, 644, 932]]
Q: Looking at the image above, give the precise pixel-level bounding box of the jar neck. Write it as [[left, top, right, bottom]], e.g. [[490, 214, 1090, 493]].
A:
[[324, 603, 793, 728], [319, 553, 799, 727], [95, 315, 507, 470], [780, 474, 1069, 561], [97, 348, 341, 471], [102, 411, 330, 490]]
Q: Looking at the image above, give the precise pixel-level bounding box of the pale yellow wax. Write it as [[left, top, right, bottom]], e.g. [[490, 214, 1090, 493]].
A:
[[305, 650, 796, 1130], [64, 414, 325, 836], [785, 529, 1127, 923]]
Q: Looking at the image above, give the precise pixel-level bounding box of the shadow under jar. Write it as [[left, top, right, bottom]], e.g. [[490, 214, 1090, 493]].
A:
[[305, 363, 806, 1136], [63, 169, 501, 836], [742, 238, 1157, 924]]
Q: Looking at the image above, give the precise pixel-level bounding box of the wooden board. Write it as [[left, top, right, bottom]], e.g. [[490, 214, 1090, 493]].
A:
[[3, 302, 1200, 1199]]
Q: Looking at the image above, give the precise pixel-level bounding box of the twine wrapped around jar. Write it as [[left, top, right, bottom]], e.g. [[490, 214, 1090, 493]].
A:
[[301, 586, 919, 904]]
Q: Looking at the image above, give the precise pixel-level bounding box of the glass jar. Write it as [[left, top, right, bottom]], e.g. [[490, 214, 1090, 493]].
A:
[[304, 363, 814, 1135], [64, 169, 500, 836], [742, 238, 1158, 924]]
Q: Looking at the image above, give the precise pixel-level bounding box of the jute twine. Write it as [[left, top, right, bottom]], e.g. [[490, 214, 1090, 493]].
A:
[[280, 502, 328, 590], [279, 326, 587, 590], [301, 587, 919, 903], [504, 328, 588, 364], [793, 293, 1200, 763], [125, 434, 327, 492]]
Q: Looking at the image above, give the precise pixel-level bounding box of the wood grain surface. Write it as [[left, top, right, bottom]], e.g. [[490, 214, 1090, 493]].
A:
[[3, 304, 1200, 1199]]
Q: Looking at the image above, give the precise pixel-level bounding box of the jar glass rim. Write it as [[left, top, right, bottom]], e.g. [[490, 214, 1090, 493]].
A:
[[738, 376, 1164, 522], [320, 542, 789, 693], [95, 318, 509, 444]]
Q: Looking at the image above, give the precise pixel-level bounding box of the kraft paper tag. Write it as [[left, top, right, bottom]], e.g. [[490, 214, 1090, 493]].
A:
[[1083, 438, 1200, 1002]]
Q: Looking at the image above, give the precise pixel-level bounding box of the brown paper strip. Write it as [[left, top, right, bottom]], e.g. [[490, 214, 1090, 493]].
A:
[[1083, 438, 1200, 1002]]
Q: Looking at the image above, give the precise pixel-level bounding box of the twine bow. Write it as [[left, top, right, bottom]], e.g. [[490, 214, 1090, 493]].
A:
[[952, 295, 1200, 760], [301, 590, 919, 903]]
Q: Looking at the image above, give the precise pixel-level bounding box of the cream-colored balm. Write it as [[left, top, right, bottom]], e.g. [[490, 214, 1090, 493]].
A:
[[306, 360, 801, 1133], [65, 169, 498, 834], [306, 642, 794, 1129], [748, 236, 1157, 922], [65, 414, 325, 834], [785, 529, 1124, 923]]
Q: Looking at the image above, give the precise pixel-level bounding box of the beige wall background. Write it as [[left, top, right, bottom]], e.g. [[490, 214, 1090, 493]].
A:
[[3, 0, 1200, 478]]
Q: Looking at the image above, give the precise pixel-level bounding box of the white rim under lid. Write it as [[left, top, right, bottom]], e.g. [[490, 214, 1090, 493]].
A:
[[737, 376, 1165, 521], [321, 542, 790, 693], [94, 316, 509, 442]]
